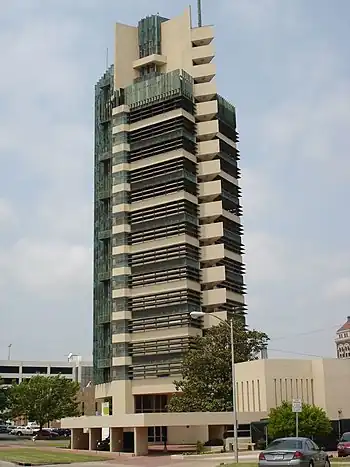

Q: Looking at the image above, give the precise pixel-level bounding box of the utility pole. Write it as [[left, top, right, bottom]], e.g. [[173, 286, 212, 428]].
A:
[[197, 0, 202, 27], [7, 344, 12, 360], [230, 319, 239, 463]]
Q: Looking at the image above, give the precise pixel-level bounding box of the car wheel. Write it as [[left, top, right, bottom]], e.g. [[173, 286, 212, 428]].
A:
[[17, 432, 22, 436]]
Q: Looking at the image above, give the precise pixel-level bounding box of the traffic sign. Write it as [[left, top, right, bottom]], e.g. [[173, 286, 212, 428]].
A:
[[292, 399, 303, 413]]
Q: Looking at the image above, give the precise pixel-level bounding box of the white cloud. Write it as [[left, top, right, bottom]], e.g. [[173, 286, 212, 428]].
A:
[[244, 231, 287, 284], [1, 238, 91, 296], [261, 83, 350, 167], [241, 168, 279, 221], [0, 199, 15, 227], [325, 277, 350, 300]]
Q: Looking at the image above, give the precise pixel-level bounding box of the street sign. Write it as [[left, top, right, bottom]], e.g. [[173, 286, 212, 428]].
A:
[[292, 399, 303, 413]]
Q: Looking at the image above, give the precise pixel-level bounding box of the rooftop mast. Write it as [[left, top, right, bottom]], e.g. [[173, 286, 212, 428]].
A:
[[197, 0, 202, 27]]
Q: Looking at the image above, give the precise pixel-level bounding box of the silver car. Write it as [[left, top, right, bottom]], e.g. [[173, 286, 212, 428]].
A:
[[259, 437, 330, 467]]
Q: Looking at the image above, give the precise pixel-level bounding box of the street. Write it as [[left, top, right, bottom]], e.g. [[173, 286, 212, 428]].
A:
[[0, 434, 32, 445]]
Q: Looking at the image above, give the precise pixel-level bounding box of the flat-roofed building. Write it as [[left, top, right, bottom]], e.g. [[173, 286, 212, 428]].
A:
[[0, 359, 93, 388], [63, 357, 350, 454]]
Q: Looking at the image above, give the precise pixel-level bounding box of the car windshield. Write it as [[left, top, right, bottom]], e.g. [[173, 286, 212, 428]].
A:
[[341, 433, 350, 442], [267, 439, 303, 451]]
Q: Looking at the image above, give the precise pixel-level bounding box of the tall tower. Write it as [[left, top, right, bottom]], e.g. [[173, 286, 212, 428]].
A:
[[93, 8, 246, 429], [335, 316, 350, 359]]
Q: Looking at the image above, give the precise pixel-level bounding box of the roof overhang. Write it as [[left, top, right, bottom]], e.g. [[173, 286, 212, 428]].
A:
[[62, 411, 268, 429]]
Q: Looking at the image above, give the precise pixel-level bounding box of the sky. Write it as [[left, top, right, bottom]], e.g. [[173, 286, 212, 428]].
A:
[[0, 0, 349, 362]]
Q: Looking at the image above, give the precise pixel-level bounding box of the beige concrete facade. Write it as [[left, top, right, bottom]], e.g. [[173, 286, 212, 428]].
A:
[[106, 4, 244, 399], [74, 358, 350, 427], [92, 7, 246, 455], [234, 358, 350, 420], [63, 358, 350, 453], [97, 6, 245, 406]]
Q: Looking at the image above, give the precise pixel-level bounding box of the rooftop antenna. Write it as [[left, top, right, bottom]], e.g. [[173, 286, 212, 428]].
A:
[[197, 0, 202, 27], [106, 48, 109, 69]]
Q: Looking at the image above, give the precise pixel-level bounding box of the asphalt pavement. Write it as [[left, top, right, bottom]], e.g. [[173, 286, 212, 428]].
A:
[[0, 434, 30, 444]]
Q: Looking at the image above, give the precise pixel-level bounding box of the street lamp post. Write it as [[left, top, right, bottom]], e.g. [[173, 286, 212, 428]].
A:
[[190, 310, 239, 463]]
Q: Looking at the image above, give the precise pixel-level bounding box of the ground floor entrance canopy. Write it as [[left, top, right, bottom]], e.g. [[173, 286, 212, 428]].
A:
[[62, 411, 267, 430], [62, 411, 267, 456]]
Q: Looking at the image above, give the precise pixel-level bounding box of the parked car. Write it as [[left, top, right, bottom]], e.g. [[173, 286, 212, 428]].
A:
[[51, 428, 71, 438], [10, 425, 40, 436], [258, 437, 330, 467], [9, 426, 24, 435], [0, 425, 10, 433], [337, 432, 350, 457], [96, 436, 110, 451], [32, 429, 59, 441]]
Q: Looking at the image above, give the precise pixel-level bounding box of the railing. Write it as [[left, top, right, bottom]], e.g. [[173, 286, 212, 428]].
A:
[[96, 177, 112, 199], [129, 361, 182, 379], [96, 358, 111, 369], [96, 303, 111, 324]]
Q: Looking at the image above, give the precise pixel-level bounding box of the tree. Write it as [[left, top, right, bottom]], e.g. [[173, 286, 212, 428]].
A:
[[268, 401, 332, 439], [167, 317, 269, 412], [0, 381, 9, 417], [8, 375, 81, 429]]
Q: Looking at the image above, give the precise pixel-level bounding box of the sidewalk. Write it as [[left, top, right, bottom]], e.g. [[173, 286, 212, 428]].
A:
[[171, 450, 261, 461]]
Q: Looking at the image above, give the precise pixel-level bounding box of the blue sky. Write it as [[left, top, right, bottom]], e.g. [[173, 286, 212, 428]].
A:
[[0, 0, 349, 361]]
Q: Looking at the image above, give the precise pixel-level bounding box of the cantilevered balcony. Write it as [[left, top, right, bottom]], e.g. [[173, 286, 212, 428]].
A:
[[192, 43, 215, 65]]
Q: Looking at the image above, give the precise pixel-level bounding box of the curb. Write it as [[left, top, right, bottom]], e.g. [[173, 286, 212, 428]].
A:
[[170, 453, 259, 460], [15, 463, 70, 466]]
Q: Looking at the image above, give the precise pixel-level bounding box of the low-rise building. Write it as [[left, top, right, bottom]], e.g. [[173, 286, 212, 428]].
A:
[[235, 357, 350, 420], [0, 358, 93, 388], [62, 357, 350, 455]]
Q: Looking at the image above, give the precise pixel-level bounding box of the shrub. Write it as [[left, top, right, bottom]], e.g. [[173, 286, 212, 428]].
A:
[[196, 440, 204, 453]]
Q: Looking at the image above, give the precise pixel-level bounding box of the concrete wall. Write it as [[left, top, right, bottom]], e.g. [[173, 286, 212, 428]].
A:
[[167, 425, 208, 444], [314, 359, 350, 419], [93, 358, 350, 427], [78, 386, 101, 416], [235, 358, 350, 419]]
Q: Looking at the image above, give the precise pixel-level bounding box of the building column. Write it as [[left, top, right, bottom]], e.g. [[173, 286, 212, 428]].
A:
[[110, 427, 123, 452], [134, 427, 148, 456], [71, 428, 89, 450], [89, 428, 102, 451]]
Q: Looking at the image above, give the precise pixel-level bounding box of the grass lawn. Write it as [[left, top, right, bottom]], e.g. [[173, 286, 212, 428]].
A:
[[24, 440, 70, 449], [0, 448, 108, 465]]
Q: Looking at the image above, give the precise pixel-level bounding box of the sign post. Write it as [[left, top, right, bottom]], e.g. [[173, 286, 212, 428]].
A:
[[292, 399, 303, 437], [101, 402, 110, 440]]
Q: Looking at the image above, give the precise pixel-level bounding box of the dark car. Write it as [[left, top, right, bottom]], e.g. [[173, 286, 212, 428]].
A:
[[0, 425, 9, 434], [337, 432, 350, 457], [32, 429, 60, 441], [51, 428, 71, 438], [259, 437, 330, 467], [96, 436, 110, 451]]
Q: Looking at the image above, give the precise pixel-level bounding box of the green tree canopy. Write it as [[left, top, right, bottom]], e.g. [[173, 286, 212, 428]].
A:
[[268, 401, 332, 439], [8, 375, 81, 429], [167, 317, 269, 412], [0, 380, 9, 416]]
